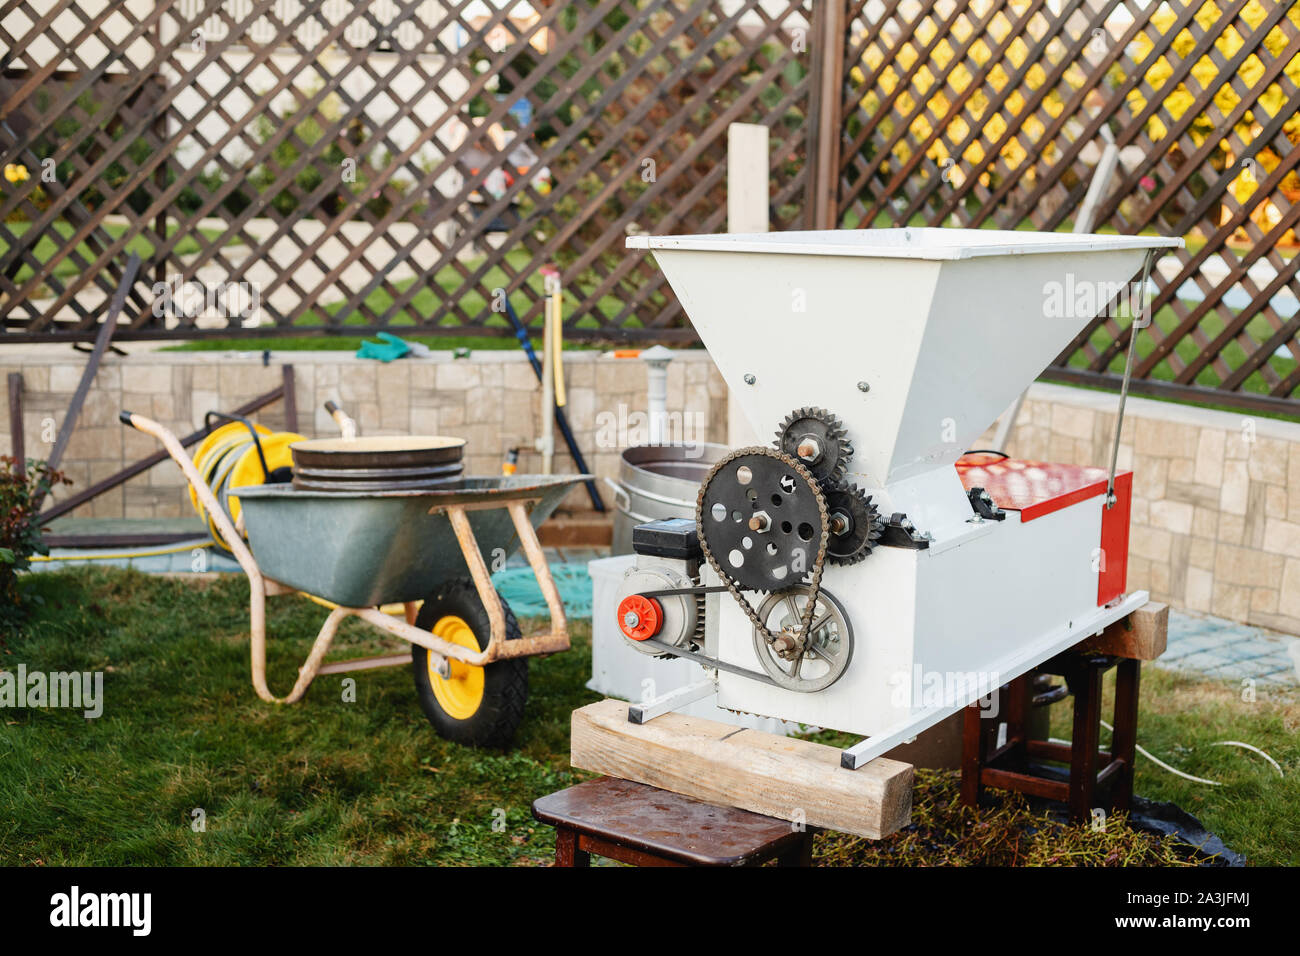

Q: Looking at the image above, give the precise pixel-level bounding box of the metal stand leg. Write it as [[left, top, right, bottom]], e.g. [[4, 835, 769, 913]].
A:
[[628, 679, 717, 724]]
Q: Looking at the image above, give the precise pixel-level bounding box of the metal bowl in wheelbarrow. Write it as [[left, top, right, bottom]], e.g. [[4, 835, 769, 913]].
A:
[[234, 474, 590, 608], [289, 435, 467, 491]]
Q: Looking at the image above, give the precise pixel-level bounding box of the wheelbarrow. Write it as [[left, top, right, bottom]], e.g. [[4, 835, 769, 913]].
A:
[[119, 409, 590, 748]]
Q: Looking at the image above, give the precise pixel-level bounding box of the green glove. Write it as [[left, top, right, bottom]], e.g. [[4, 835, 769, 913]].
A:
[[355, 332, 411, 363]]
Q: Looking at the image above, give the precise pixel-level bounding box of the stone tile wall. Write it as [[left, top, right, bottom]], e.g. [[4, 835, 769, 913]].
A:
[[1, 346, 728, 518], [4, 347, 1298, 635]]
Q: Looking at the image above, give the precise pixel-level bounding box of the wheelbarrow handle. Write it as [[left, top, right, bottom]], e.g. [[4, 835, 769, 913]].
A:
[[118, 409, 283, 705], [116, 410, 259, 575], [323, 400, 357, 440]]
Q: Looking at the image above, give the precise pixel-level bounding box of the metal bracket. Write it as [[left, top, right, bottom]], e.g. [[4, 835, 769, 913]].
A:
[[627, 679, 716, 724], [1106, 248, 1156, 510]]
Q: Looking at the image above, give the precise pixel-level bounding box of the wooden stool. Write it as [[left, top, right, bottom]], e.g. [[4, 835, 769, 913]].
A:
[[532, 776, 815, 867], [960, 651, 1141, 823]]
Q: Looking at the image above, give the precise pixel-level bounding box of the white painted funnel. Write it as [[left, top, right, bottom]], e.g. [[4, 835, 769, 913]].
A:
[[629, 228, 1180, 530]]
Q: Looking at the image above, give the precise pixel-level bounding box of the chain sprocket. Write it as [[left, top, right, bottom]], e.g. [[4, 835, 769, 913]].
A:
[[824, 481, 885, 565], [696, 446, 830, 645], [775, 407, 853, 486]]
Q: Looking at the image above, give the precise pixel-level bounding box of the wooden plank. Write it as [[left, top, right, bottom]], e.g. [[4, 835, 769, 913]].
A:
[[1078, 601, 1168, 661], [6, 372, 23, 477], [280, 364, 298, 433], [805, 0, 845, 229], [570, 698, 913, 840], [44, 252, 139, 476], [726, 123, 769, 234]]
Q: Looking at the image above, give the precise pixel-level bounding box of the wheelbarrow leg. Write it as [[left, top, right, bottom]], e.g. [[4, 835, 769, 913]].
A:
[[443, 502, 570, 661], [446, 504, 509, 654], [506, 500, 568, 647]]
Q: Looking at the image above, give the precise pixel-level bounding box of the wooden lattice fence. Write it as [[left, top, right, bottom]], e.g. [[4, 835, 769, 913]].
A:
[[0, 0, 817, 342], [3, 0, 1300, 413], [837, 0, 1300, 414]]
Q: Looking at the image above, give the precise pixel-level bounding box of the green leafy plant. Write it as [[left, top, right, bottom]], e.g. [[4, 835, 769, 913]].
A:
[[1, 457, 69, 635]]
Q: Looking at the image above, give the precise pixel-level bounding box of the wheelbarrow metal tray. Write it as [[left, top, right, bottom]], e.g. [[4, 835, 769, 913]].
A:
[[235, 474, 590, 607]]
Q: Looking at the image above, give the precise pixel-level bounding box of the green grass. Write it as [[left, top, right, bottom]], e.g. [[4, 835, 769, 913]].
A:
[[1, 568, 1294, 865], [1, 220, 228, 284], [1051, 666, 1300, 866], [1070, 301, 1299, 400], [161, 247, 646, 353], [0, 568, 599, 866]]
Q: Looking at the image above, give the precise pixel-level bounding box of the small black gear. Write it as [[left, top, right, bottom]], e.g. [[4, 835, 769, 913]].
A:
[[823, 481, 884, 565], [775, 407, 853, 486]]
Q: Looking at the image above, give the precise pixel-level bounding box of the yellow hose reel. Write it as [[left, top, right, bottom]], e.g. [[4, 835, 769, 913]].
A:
[[190, 418, 303, 552]]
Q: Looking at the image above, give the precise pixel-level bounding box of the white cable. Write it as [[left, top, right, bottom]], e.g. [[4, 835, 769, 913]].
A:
[[1209, 740, 1284, 777], [1049, 719, 1286, 787], [1048, 733, 1222, 787]]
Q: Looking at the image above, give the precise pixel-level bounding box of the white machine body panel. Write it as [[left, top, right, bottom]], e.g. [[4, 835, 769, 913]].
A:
[[716, 492, 1104, 736]]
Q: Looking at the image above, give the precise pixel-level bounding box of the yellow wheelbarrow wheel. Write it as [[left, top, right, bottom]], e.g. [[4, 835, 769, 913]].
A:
[[411, 578, 528, 747]]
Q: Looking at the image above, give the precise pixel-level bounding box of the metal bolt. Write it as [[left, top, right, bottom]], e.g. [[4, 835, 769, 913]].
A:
[[796, 438, 821, 462], [743, 373, 756, 385], [623, 611, 640, 628], [857, 381, 871, 392], [748, 511, 772, 533]]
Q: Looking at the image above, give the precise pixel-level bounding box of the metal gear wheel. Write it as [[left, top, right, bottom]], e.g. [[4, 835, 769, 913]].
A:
[[775, 407, 853, 486], [823, 481, 884, 565]]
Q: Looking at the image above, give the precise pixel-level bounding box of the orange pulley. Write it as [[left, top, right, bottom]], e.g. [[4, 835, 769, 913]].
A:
[[617, 594, 663, 642]]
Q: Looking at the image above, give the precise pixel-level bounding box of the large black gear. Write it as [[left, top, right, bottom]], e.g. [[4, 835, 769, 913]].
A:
[[775, 407, 853, 486], [697, 447, 828, 594], [823, 481, 884, 565]]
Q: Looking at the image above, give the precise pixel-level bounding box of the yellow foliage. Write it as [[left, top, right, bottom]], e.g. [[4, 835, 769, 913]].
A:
[[847, 0, 1299, 195]]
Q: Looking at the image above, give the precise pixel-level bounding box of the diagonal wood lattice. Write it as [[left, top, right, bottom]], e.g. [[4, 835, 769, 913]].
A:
[[0, 0, 815, 343], [838, 0, 1300, 414], [3, 0, 1300, 414]]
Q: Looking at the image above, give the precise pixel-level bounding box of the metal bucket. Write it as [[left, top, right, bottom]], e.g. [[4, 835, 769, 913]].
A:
[[606, 443, 729, 554]]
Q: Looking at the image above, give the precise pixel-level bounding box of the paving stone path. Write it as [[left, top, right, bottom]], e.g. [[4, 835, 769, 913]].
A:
[[1157, 610, 1299, 687]]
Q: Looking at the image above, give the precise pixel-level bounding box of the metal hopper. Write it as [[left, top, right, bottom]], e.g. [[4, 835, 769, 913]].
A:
[[629, 228, 1181, 537]]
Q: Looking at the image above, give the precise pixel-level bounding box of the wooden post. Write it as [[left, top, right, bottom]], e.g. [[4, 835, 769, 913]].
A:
[[1068, 662, 1104, 823], [726, 122, 769, 233], [6, 372, 24, 478], [40, 253, 140, 508], [806, 0, 847, 230], [553, 827, 589, 867], [726, 122, 769, 449], [281, 364, 298, 433], [960, 702, 984, 808], [1111, 659, 1141, 812]]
